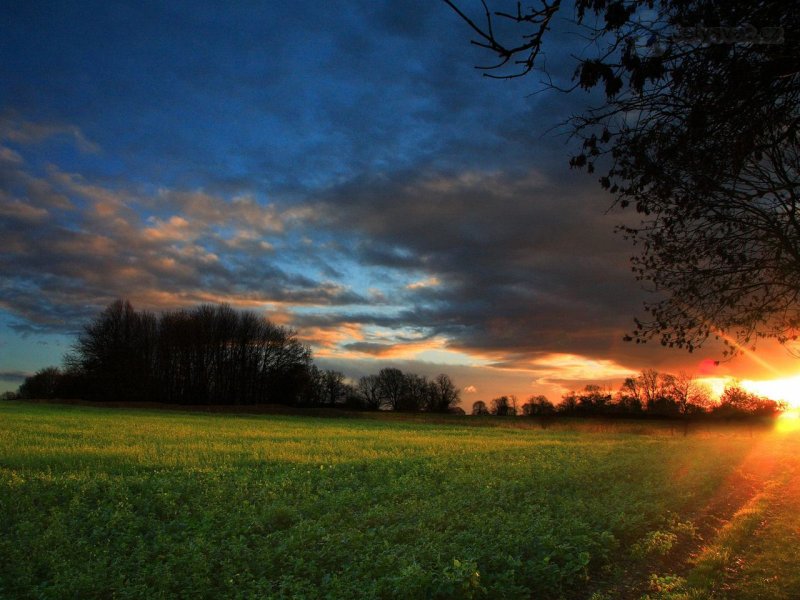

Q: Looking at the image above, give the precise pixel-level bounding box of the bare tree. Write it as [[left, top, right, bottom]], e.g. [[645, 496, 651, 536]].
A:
[[321, 370, 346, 406], [638, 369, 661, 407], [376, 367, 408, 411], [428, 373, 462, 412], [491, 395, 517, 416], [668, 371, 713, 416], [357, 374, 384, 410], [471, 400, 490, 415]]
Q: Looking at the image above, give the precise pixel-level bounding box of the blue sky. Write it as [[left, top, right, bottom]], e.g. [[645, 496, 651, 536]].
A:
[[1, 0, 788, 400]]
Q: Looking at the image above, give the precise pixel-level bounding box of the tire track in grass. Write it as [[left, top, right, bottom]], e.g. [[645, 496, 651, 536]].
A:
[[634, 432, 800, 600], [585, 431, 783, 599], [705, 436, 800, 599]]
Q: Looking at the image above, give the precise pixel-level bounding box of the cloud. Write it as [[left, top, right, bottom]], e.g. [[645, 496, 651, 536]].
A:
[[0, 142, 366, 333], [308, 167, 648, 362], [0, 370, 29, 382], [407, 276, 440, 290], [0, 111, 99, 153], [0, 113, 730, 385]]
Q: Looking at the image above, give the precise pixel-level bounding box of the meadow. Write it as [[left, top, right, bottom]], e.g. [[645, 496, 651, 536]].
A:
[[1, 401, 798, 599]]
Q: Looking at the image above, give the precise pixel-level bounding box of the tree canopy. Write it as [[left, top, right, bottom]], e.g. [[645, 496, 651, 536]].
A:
[[17, 299, 463, 412], [446, 0, 799, 356]]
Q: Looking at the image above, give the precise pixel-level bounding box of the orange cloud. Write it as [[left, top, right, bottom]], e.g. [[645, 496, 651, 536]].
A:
[[406, 276, 440, 290]]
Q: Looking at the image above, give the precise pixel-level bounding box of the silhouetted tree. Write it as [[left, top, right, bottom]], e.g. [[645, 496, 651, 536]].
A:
[[637, 369, 662, 408], [428, 373, 461, 412], [714, 384, 784, 418], [616, 377, 645, 415], [576, 385, 613, 416], [490, 395, 517, 416], [558, 392, 579, 416], [376, 367, 408, 411], [320, 370, 347, 406], [668, 371, 713, 416], [341, 382, 362, 409], [522, 394, 556, 428], [357, 374, 384, 410], [471, 400, 490, 415], [68, 300, 312, 405], [18, 367, 62, 399], [69, 300, 157, 402], [398, 373, 430, 412], [522, 395, 554, 416], [623, 368, 681, 416], [446, 0, 800, 356]]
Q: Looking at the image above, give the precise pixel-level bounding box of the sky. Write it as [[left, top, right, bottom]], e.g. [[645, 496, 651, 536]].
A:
[[1, 1, 798, 403]]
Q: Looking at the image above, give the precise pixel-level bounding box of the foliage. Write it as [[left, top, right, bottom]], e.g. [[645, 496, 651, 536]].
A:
[[0, 401, 766, 599], [446, 0, 800, 355]]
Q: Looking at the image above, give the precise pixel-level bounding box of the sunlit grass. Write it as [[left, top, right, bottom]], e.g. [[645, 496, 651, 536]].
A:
[[0, 401, 796, 599]]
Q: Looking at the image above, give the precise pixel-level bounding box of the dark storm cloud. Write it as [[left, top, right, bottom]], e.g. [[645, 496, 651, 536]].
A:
[[0, 0, 584, 195], [309, 165, 657, 366], [342, 342, 400, 356]]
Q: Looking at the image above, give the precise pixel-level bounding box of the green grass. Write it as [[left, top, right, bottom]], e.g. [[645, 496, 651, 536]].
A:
[[0, 401, 793, 599]]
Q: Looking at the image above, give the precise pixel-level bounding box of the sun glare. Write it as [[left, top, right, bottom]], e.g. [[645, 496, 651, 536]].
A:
[[776, 408, 800, 433], [742, 374, 800, 409]]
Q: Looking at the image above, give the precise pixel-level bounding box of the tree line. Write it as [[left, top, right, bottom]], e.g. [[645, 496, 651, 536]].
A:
[[11, 300, 461, 412], [471, 369, 785, 422], [9, 301, 785, 420]]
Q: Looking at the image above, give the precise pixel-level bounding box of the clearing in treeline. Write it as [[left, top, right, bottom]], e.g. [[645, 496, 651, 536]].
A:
[[1, 401, 799, 599]]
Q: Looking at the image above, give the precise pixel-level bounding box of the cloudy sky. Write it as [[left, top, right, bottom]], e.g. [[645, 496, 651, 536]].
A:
[[1, 1, 794, 400]]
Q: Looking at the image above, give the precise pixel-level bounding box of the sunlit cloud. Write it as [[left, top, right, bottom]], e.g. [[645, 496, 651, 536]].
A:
[[0, 111, 100, 153], [406, 276, 440, 290], [0, 198, 49, 222], [299, 323, 367, 356], [0, 139, 365, 333]]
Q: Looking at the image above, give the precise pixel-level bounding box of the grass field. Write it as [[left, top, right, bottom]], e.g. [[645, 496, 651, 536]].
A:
[[1, 401, 799, 599]]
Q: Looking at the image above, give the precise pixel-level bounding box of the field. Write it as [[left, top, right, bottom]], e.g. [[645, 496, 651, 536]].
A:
[[1, 402, 799, 599]]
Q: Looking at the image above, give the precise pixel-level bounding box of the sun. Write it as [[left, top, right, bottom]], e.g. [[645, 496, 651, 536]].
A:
[[741, 374, 800, 410]]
